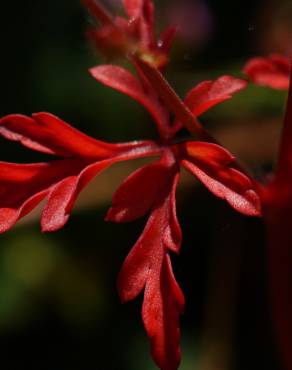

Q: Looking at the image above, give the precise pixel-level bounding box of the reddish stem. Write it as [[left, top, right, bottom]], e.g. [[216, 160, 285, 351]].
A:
[[134, 57, 206, 139], [265, 60, 292, 370], [82, 0, 115, 25], [276, 60, 292, 180]]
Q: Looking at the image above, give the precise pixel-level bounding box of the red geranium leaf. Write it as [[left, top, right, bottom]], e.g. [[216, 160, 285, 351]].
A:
[[41, 159, 113, 232], [118, 205, 161, 302], [243, 54, 291, 90], [143, 253, 184, 370], [118, 201, 183, 369], [0, 159, 86, 233], [43, 141, 164, 232], [90, 64, 147, 103], [41, 176, 79, 232], [163, 172, 181, 252], [0, 135, 160, 233], [185, 76, 248, 117], [0, 192, 47, 234], [118, 154, 183, 369], [180, 141, 261, 216], [106, 155, 176, 222], [0, 113, 128, 158], [107, 150, 182, 250], [90, 65, 169, 136]]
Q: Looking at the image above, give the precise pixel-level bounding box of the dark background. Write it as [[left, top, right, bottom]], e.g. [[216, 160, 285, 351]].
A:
[[0, 0, 290, 369]]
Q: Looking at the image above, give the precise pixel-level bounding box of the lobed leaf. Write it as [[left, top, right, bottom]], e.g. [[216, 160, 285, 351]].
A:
[[0, 113, 126, 158], [180, 141, 261, 216], [143, 253, 184, 370], [106, 157, 174, 222], [41, 160, 113, 232], [0, 159, 85, 233], [117, 151, 183, 369], [185, 75, 248, 117], [0, 110, 159, 233]]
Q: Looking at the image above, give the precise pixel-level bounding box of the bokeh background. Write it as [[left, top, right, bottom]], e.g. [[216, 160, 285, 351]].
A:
[[0, 0, 291, 369]]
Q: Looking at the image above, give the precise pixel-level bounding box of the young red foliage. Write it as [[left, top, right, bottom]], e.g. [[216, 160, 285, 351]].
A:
[[0, 112, 159, 233], [185, 76, 248, 117], [178, 142, 261, 216], [97, 59, 260, 369], [243, 54, 291, 90], [0, 67, 260, 368], [0, 63, 260, 370], [113, 151, 183, 370], [173, 74, 248, 134], [0, 1, 264, 370]]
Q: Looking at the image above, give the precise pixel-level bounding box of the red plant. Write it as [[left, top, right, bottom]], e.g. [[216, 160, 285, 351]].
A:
[[0, 1, 270, 369], [244, 54, 292, 370]]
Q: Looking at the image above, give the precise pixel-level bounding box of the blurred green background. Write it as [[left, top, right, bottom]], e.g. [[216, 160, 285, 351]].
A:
[[0, 0, 291, 369]]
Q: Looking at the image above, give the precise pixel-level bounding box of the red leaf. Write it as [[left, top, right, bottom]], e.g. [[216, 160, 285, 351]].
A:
[[185, 75, 248, 117], [0, 159, 86, 233], [118, 152, 183, 369], [0, 113, 125, 158], [41, 159, 113, 231], [243, 54, 291, 90], [180, 141, 261, 216], [42, 150, 160, 231], [0, 133, 159, 233], [90, 64, 147, 103], [118, 201, 183, 370], [106, 156, 175, 222], [163, 172, 181, 252], [143, 253, 184, 370], [118, 206, 161, 302]]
